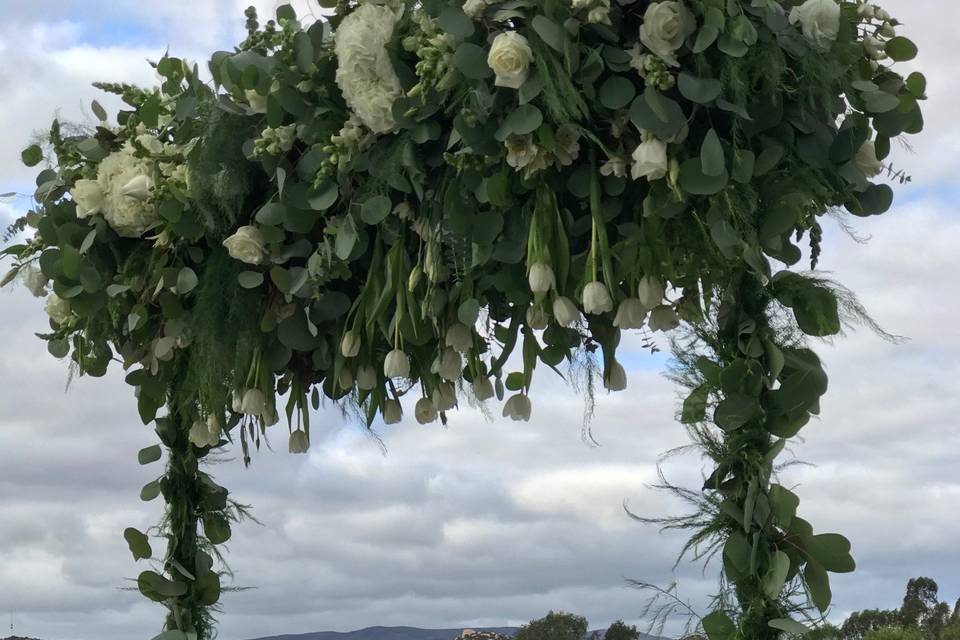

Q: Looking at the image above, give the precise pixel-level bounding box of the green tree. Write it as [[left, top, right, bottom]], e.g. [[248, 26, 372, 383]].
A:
[[863, 628, 922, 640], [514, 611, 588, 640], [806, 623, 842, 639], [940, 621, 960, 640], [604, 620, 640, 640], [901, 577, 941, 628], [841, 609, 903, 640]]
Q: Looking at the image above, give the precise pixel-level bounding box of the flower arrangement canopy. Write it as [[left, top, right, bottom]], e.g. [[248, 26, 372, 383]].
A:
[[2, 0, 925, 638]]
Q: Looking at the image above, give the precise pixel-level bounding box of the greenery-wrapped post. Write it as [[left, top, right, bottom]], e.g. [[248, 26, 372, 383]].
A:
[[2, 0, 927, 637]]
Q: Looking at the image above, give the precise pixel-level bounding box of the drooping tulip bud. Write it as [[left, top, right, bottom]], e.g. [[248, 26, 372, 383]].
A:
[[382, 399, 403, 425], [472, 376, 496, 401], [528, 262, 556, 294], [502, 393, 532, 422], [288, 430, 310, 454], [240, 388, 267, 416], [415, 397, 438, 424], [613, 298, 648, 330], [432, 382, 457, 411], [356, 365, 377, 390], [649, 305, 681, 332], [340, 330, 361, 358], [433, 348, 463, 382], [637, 275, 664, 309], [526, 305, 548, 330], [338, 368, 355, 391], [605, 360, 628, 392], [189, 420, 212, 448], [384, 349, 411, 379], [582, 281, 613, 315], [445, 323, 473, 354], [552, 296, 580, 328]]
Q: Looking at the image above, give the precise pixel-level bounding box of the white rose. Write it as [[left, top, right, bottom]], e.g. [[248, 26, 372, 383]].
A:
[[502, 393, 532, 421], [120, 174, 154, 200], [463, 0, 487, 19], [382, 399, 403, 425], [582, 281, 614, 315], [288, 430, 310, 454], [71, 179, 106, 219], [789, 0, 841, 49], [223, 226, 268, 265], [472, 376, 496, 401], [552, 296, 580, 327], [384, 348, 411, 379], [639, 1, 696, 66], [605, 361, 628, 392], [487, 32, 533, 89], [854, 140, 884, 177], [245, 89, 269, 114], [20, 265, 48, 297], [415, 397, 438, 424], [631, 137, 669, 181], [613, 298, 648, 330], [528, 262, 556, 294], [45, 293, 72, 325], [95, 145, 160, 237]]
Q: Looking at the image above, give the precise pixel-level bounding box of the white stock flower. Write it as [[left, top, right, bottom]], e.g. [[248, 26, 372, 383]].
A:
[[637, 275, 665, 308], [789, 0, 841, 49], [71, 179, 106, 219], [649, 305, 680, 331], [288, 430, 310, 454], [631, 136, 669, 181], [854, 140, 884, 177], [223, 226, 268, 265], [472, 376, 496, 401], [582, 281, 614, 315], [341, 330, 362, 358], [382, 399, 403, 424], [600, 157, 628, 178], [245, 89, 269, 114], [94, 144, 160, 237], [502, 393, 532, 421], [505, 135, 541, 171], [463, 0, 487, 19], [357, 365, 377, 390], [528, 262, 556, 294], [384, 348, 411, 379], [639, 1, 696, 66], [554, 124, 581, 166], [613, 298, 648, 329], [488, 31, 533, 89], [552, 296, 580, 327], [587, 5, 611, 25], [240, 389, 267, 416], [415, 397, 438, 424], [21, 265, 48, 297], [334, 4, 403, 134], [445, 323, 473, 354], [605, 361, 628, 391], [45, 293, 71, 325]]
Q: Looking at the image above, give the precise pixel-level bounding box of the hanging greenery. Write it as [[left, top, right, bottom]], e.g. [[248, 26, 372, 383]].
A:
[[2, 0, 925, 637]]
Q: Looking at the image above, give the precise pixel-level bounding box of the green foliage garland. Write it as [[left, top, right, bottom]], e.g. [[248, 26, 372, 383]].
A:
[[1, 0, 926, 637]]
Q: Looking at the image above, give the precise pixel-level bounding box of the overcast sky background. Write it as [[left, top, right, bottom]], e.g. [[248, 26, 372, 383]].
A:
[[0, 2, 957, 639]]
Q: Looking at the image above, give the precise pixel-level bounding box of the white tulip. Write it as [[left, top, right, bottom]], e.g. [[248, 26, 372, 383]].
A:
[[502, 393, 532, 422], [613, 298, 648, 330], [223, 226, 268, 265], [605, 361, 628, 392], [631, 137, 669, 181], [526, 305, 548, 330], [260, 406, 280, 427], [553, 296, 580, 327], [432, 382, 457, 411], [340, 330, 361, 358], [789, 0, 841, 49], [582, 281, 614, 315], [245, 89, 269, 114], [71, 179, 106, 219], [356, 365, 377, 390], [384, 348, 411, 379], [382, 399, 403, 425], [189, 420, 214, 448], [240, 388, 267, 416], [288, 430, 310, 454], [472, 376, 496, 401], [649, 305, 681, 332], [415, 397, 438, 424], [853, 140, 884, 177], [338, 368, 355, 390], [231, 391, 244, 413], [638, 275, 665, 308], [528, 262, 556, 294], [45, 293, 71, 325], [487, 32, 533, 89], [120, 174, 153, 200], [445, 323, 473, 354], [639, 1, 696, 66], [433, 348, 463, 381], [206, 414, 222, 444]]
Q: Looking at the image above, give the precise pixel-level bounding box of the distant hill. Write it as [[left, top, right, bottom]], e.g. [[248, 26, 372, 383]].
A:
[[247, 626, 670, 640]]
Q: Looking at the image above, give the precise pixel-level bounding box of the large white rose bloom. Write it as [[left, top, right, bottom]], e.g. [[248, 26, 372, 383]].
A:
[[334, 4, 404, 134], [639, 1, 696, 67], [94, 144, 160, 237], [488, 31, 533, 89], [45, 293, 72, 325], [223, 225, 268, 265], [854, 140, 884, 177], [789, 0, 841, 49], [71, 179, 106, 219]]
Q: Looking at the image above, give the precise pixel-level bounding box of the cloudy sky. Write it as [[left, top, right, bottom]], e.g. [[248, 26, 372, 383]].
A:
[[0, 2, 957, 639]]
